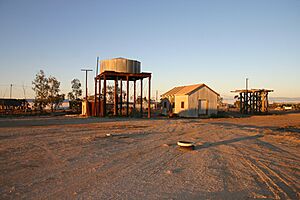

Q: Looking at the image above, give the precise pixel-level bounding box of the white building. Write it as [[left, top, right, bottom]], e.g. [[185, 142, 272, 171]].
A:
[[161, 84, 219, 117]]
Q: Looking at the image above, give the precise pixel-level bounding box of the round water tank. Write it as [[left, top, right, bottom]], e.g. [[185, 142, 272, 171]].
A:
[[100, 58, 141, 74]]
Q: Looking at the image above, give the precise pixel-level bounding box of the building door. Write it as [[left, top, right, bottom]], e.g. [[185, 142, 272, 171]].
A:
[[198, 99, 208, 115]]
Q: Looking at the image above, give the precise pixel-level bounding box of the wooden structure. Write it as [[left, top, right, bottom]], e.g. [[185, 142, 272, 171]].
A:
[[0, 98, 29, 115], [231, 89, 273, 114], [94, 71, 152, 118]]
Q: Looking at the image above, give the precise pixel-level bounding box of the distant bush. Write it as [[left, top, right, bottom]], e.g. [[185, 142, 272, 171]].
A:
[[210, 112, 229, 118]]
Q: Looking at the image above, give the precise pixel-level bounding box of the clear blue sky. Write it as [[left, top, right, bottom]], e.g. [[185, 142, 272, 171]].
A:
[[0, 0, 299, 100]]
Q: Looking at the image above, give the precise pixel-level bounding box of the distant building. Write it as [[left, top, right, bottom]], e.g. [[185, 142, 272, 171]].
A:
[[161, 84, 219, 117], [27, 99, 69, 110], [283, 106, 292, 111], [0, 98, 30, 114]]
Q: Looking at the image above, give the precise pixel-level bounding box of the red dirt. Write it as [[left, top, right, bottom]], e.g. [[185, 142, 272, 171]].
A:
[[0, 114, 299, 199]]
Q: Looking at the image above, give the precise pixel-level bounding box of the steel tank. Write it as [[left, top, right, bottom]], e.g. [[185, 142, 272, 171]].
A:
[[100, 58, 141, 74]]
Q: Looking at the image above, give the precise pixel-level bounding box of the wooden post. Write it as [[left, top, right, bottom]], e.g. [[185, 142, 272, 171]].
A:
[[120, 78, 123, 116], [239, 93, 243, 114], [133, 80, 136, 110], [266, 92, 269, 112], [148, 76, 151, 118], [258, 92, 262, 112], [94, 78, 97, 116], [255, 92, 259, 113], [245, 91, 248, 114], [261, 92, 266, 112], [98, 78, 101, 117], [85, 71, 88, 99], [103, 75, 107, 117], [126, 76, 129, 116], [140, 78, 143, 117], [251, 92, 255, 113], [114, 77, 118, 116]]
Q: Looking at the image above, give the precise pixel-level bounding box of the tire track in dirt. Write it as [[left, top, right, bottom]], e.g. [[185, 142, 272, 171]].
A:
[[208, 119, 300, 199], [214, 146, 255, 198], [257, 159, 300, 199], [194, 125, 256, 198], [241, 156, 287, 199], [239, 136, 300, 196], [232, 143, 299, 199], [191, 121, 299, 199], [237, 145, 299, 199]]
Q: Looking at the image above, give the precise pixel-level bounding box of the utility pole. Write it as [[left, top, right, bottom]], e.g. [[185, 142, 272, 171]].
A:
[[81, 69, 93, 100], [95, 57, 99, 76], [10, 84, 12, 99]]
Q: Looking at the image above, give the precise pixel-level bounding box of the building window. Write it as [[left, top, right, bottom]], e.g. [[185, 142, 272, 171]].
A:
[[181, 101, 184, 108]]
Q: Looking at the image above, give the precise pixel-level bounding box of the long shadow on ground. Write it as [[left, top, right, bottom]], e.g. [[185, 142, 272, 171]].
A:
[[194, 134, 263, 150]]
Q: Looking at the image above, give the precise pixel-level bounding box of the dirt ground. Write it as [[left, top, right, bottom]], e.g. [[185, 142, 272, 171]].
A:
[[0, 113, 299, 199]]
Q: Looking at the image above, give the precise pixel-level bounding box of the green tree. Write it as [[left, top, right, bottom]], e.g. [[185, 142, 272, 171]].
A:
[[32, 70, 49, 111], [67, 92, 75, 101], [53, 94, 65, 110], [103, 85, 126, 104], [32, 70, 65, 112], [68, 79, 82, 100], [106, 85, 114, 103], [48, 76, 61, 112], [68, 79, 82, 112]]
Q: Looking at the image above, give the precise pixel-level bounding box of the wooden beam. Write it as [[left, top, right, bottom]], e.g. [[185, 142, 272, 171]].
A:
[[98, 71, 151, 81]]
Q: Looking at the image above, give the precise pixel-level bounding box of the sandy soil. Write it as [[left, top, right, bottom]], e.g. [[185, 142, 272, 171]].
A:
[[0, 114, 299, 199]]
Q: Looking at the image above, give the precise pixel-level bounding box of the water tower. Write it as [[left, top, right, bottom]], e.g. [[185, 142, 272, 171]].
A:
[[94, 57, 152, 118]]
